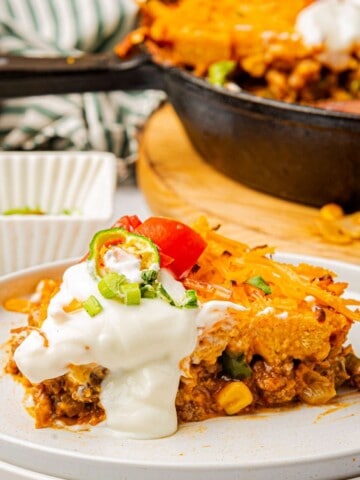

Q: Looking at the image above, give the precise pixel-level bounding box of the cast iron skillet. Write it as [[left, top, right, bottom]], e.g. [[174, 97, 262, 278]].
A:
[[0, 52, 359, 211]]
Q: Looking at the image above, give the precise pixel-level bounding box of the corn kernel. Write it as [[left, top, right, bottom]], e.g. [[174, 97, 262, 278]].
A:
[[320, 203, 344, 221], [216, 381, 253, 415], [316, 219, 352, 245]]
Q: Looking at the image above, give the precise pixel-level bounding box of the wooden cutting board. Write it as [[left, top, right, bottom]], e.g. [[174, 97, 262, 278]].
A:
[[137, 103, 360, 265]]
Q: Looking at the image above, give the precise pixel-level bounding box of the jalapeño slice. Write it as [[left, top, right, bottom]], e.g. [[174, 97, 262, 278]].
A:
[[88, 227, 160, 278]]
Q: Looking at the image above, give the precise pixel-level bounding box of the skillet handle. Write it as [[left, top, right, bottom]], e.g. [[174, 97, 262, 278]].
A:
[[0, 53, 165, 98]]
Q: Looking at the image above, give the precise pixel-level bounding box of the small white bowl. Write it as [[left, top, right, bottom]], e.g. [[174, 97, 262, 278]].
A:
[[0, 151, 116, 275]]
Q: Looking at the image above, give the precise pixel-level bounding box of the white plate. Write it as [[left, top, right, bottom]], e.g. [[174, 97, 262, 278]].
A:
[[0, 254, 360, 480], [0, 459, 63, 480]]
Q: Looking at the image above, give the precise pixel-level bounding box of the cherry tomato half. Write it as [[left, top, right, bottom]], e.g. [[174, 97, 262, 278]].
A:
[[135, 216, 207, 278]]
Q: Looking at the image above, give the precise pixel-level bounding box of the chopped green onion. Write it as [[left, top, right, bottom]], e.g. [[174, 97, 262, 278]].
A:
[[140, 284, 157, 299], [98, 273, 141, 305], [141, 269, 158, 284], [246, 275, 272, 295], [3, 206, 44, 215], [98, 272, 127, 299], [221, 351, 252, 380], [98, 279, 117, 299], [156, 284, 174, 305], [208, 60, 236, 87], [156, 283, 199, 309], [120, 283, 141, 305], [183, 289, 198, 308], [97, 271, 198, 308], [62, 208, 78, 215], [82, 295, 103, 317]]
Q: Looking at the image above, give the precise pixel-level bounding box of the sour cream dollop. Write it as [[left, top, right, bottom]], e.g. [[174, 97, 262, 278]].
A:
[[295, 0, 360, 69], [14, 261, 198, 439], [13, 247, 248, 439]]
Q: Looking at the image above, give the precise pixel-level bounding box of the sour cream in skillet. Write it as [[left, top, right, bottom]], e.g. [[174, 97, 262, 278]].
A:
[[295, 0, 360, 69], [13, 252, 244, 439]]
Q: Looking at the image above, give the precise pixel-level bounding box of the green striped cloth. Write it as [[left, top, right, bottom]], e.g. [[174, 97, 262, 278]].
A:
[[0, 0, 165, 180]]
